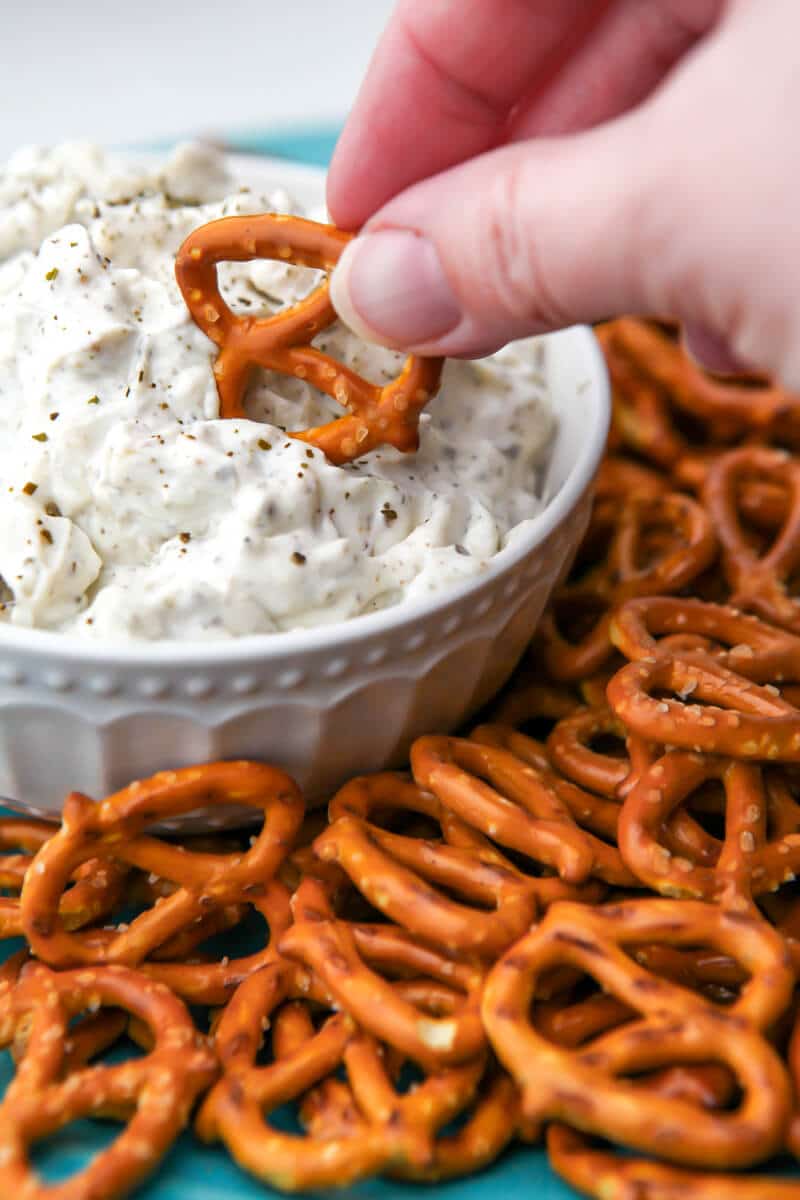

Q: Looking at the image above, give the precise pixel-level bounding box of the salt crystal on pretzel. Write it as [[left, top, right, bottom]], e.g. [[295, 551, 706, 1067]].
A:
[[175, 213, 443, 464]]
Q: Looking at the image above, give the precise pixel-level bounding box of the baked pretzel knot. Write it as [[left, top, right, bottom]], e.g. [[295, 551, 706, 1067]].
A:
[[482, 898, 794, 1170], [0, 962, 216, 1199], [175, 214, 444, 464]]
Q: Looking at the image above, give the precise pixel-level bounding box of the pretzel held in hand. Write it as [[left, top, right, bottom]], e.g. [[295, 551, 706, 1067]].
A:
[[175, 214, 444, 464]]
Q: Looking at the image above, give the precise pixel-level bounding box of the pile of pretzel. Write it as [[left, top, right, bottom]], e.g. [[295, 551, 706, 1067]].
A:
[[5, 318, 800, 1199]]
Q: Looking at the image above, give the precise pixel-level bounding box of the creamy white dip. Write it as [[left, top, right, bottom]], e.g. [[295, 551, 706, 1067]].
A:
[[0, 142, 556, 640]]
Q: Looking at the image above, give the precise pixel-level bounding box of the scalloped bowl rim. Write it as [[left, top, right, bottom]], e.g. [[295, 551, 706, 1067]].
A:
[[0, 153, 610, 667]]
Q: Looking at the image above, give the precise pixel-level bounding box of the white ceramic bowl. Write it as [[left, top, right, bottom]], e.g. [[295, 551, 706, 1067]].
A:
[[0, 155, 609, 825]]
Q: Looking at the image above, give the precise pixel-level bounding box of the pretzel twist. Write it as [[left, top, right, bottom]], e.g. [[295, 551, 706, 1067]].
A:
[[618, 751, 768, 905], [20, 762, 304, 971], [314, 773, 542, 956], [611, 595, 800, 685], [704, 447, 800, 633], [410, 734, 598, 883], [607, 653, 800, 760], [280, 878, 486, 1068], [196, 960, 488, 1190], [547, 1124, 800, 1200], [464, 725, 638, 887], [545, 706, 655, 798], [483, 898, 794, 1169], [175, 214, 443, 464], [196, 964, 393, 1192], [0, 962, 216, 1199], [0, 817, 129, 938], [540, 491, 716, 681], [605, 317, 798, 432], [588, 456, 672, 549], [597, 326, 687, 468]]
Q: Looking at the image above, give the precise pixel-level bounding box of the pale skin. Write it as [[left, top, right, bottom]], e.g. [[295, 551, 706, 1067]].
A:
[[327, 0, 800, 390]]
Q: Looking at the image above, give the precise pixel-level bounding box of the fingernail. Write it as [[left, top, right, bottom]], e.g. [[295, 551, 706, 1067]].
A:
[[329, 230, 462, 349], [681, 322, 748, 377]]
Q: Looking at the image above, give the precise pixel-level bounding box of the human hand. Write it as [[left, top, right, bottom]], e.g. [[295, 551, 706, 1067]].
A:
[[327, 0, 800, 388]]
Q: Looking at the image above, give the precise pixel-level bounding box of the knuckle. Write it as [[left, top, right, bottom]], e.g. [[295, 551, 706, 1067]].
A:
[[475, 157, 570, 330]]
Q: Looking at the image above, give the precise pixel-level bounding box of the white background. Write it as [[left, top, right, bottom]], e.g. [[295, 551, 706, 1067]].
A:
[[0, 0, 395, 158]]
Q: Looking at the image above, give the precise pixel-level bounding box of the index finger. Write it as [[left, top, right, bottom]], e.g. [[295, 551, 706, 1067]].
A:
[[327, 0, 610, 229]]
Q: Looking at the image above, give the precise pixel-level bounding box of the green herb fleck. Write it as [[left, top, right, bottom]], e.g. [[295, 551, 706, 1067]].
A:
[[31, 432, 48, 442], [45, 267, 59, 281]]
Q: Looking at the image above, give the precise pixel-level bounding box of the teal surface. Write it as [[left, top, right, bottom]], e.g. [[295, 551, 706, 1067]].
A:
[[226, 125, 341, 168]]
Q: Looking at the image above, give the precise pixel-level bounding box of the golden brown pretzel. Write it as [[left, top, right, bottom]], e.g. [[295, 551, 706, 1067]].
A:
[[136, 880, 295, 1005], [196, 961, 487, 1190], [464, 724, 639, 887], [539, 491, 717, 681], [409, 734, 597, 883], [535, 993, 738, 1109], [607, 653, 800, 761], [389, 1066, 520, 1183], [315, 773, 542, 956], [175, 214, 443, 464], [0, 816, 129, 938], [704, 446, 800, 633], [0, 950, 28, 1046], [610, 595, 800, 684], [482, 898, 794, 1169], [544, 709, 723, 869], [589, 456, 672, 546], [545, 705, 654, 799], [597, 325, 687, 468], [603, 317, 798, 433], [546, 1124, 800, 1200], [20, 761, 304, 969], [279, 877, 485, 1069], [617, 751, 767, 906], [196, 964, 392, 1191], [0, 962, 216, 1200]]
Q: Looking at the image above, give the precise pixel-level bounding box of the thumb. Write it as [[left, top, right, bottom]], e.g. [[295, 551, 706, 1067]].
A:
[[329, 112, 670, 358]]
